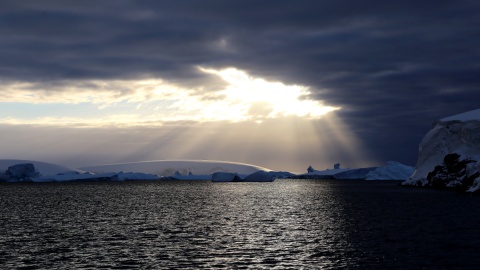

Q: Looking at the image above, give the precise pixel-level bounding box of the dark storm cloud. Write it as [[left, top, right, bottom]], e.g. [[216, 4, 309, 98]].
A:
[[1, 0, 480, 165]]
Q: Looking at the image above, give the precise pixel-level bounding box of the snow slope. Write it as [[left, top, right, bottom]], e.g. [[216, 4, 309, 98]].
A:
[[404, 108, 480, 191], [79, 160, 270, 176], [440, 108, 480, 122], [365, 161, 414, 180], [0, 159, 80, 176]]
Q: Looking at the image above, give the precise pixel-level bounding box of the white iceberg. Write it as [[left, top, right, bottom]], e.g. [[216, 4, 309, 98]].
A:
[[333, 167, 378, 180], [80, 160, 270, 176], [365, 161, 414, 180], [403, 108, 480, 191], [0, 159, 81, 176]]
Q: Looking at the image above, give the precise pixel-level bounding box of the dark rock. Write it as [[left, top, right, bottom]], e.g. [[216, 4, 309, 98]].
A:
[[426, 153, 476, 190]]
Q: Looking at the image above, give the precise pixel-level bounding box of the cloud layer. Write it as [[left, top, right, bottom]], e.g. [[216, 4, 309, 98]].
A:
[[1, 67, 338, 126], [1, 0, 480, 167]]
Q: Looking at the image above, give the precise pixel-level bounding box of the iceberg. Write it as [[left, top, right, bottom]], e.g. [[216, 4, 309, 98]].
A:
[[297, 162, 413, 180], [299, 164, 351, 179], [0, 159, 81, 176], [35, 171, 160, 182], [112, 172, 160, 181], [403, 108, 480, 192], [334, 167, 378, 180], [212, 172, 241, 182], [242, 171, 275, 182], [80, 160, 270, 176], [365, 161, 414, 180], [35, 172, 117, 182], [4, 163, 39, 181]]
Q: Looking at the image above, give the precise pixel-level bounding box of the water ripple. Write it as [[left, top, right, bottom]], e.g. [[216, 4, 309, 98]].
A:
[[1, 180, 480, 269]]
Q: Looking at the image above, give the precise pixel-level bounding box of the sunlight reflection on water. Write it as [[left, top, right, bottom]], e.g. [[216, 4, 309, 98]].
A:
[[1, 180, 479, 269]]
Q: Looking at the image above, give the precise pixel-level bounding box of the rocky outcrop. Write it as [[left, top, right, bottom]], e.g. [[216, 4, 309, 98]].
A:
[[424, 153, 478, 190]]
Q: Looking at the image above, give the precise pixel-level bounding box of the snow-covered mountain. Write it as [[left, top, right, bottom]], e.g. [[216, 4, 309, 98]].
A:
[[79, 160, 271, 176], [404, 108, 480, 192]]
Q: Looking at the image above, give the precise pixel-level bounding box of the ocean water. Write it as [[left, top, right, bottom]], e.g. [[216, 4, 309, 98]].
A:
[[0, 180, 479, 269]]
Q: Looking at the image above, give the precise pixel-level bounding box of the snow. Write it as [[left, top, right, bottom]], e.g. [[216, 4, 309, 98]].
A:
[[440, 108, 480, 122], [467, 176, 480, 192], [298, 162, 413, 180], [0, 159, 81, 176], [1, 159, 274, 182], [404, 108, 480, 191], [80, 160, 270, 176], [301, 164, 372, 179], [0, 157, 415, 184], [334, 167, 378, 180], [365, 161, 414, 180], [406, 110, 480, 185]]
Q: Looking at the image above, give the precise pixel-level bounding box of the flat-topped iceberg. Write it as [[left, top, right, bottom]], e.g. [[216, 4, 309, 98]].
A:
[[80, 160, 270, 176], [0, 159, 276, 182], [297, 162, 412, 180]]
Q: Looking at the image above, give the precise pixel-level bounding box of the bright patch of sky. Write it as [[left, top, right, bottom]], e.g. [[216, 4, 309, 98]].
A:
[[0, 67, 339, 126]]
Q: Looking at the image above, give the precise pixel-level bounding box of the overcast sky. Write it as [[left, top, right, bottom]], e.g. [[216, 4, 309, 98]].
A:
[[1, 1, 479, 172]]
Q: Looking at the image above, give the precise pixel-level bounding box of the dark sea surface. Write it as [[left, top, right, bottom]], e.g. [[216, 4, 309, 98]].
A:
[[1, 179, 479, 269]]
